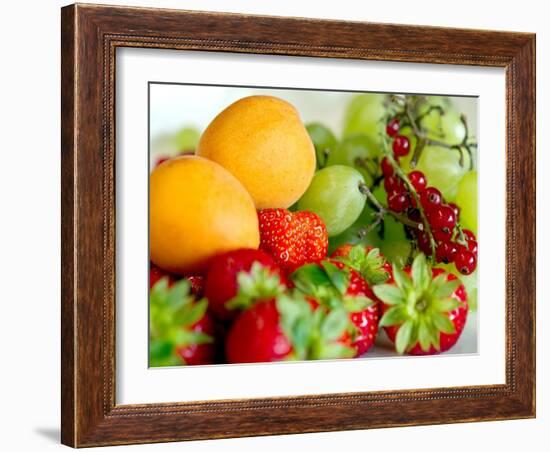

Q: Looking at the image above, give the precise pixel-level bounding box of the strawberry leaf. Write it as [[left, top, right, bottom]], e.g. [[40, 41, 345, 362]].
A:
[[411, 254, 430, 292], [395, 319, 414, 354], [320, 308, 349, 341], [372, 284, 404, 305], [316, 342, 355, 360], [291, 264, 332, 293], [392, 264, 411, 291], [379, 305, 408, 327], [321, 261, 349, 294], [432, 312, 457, 334]]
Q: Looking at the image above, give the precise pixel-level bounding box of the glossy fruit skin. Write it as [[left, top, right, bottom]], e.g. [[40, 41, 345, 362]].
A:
[[436, 241, 459, 264], [384, 174, 406, 194], [392, 135, 410, 157], [429, 205, 458, 231], [150, 156, 259, 275], [420, 186, 443, 212], [258, 209, 328, 273], [196, 95, 316, 209], [387, 191, 410, 212], [386, 118, 400, 137], [462, 229, 478, 255], [306, 122, 338, 168], [225, 299, 292, 363], [176, 312, 217, 365], [455, 247, 477, 275], [383, 269, 468, 355], [408, 171, 427, 192], [204, 249, 283, 322], [381, 157, 394, 177], [297, 165, 367, 236]]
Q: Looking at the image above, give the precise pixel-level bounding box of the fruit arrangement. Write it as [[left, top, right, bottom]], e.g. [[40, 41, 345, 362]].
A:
[[149, 93, 478, 366]]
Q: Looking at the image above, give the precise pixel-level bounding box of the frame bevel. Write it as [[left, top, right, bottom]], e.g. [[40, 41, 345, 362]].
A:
[[61, 3, 535, 447]]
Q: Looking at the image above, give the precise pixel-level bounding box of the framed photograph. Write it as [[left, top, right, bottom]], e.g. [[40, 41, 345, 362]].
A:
[[61, 3, 536, 447]]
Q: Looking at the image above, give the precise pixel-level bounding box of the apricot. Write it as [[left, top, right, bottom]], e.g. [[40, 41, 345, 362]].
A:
[[196, 95, 316, 209], [150, 156, 259, 275]]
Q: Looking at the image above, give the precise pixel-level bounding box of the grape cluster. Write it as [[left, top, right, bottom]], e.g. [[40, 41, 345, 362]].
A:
[[382, 118, 478, 275]]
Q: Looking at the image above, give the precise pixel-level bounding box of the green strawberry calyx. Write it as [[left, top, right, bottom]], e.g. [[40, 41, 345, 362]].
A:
[[333, 245, 390, 286], [225, 261, 287, 311], [276, 292, 355, 361], [290, 260, 374, 313], [149, 278, 213, 367], [372, 254, 463, 354]]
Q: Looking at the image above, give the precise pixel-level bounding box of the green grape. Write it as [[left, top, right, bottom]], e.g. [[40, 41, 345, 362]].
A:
[[380, 239, 411, 267], [327, 203, 381, 254], [174, 127, 200, 151], [343, 93, 387, 141], [326, 133, 380, 186], [409, 145, 469, 201], [372, 184, 387, 207], [297, 165, 367, 236], [306, 123, 338, 168], [419, 104, 466, 145], [454, 171, 478, 233]]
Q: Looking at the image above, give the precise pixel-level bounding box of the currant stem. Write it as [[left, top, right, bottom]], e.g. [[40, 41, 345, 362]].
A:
[[358, 182, 421, 230], [381, 142, 437, 261]]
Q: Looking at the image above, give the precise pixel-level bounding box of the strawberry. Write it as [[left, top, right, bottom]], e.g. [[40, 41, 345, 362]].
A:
[[150, 263, 176, 289], [331, 244, 392, 286], [372, 254, 468, 355], [258, 208, 328, 273], [150, 263, 204, 297], [149, 278, 216, 366], [225, 293, 355, 364], [204, 248, 287, 322], [291, 260, 379, 356]]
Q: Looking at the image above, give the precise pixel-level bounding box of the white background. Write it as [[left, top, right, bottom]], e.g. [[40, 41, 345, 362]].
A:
[[0, 0, 545, 451], [118, 50, 502, 404]]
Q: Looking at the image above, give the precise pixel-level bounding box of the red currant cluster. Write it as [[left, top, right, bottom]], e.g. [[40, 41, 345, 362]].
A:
[[382, 118, 478, 275]]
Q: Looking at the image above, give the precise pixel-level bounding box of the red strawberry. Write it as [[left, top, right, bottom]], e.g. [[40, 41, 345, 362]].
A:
[[225, 294, 355, 364], [150, 263, 204, 297], [291, 260, 379, 356], [149, 279, 216, 366], [372, 254, 468, 355], [258, 209, 328, 273], [331, 244, 391, 286], [150, 263, 176, 289], [187, 276, 205, 298], [175, 312, 216, 365], [204, 248, 287, 322]]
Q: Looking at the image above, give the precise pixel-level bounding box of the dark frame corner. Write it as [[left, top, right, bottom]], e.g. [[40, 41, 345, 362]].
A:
[[61, 3, 535, 447]]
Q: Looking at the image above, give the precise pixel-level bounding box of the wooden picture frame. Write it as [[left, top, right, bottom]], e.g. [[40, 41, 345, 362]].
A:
[[61, 3, 536, 447]]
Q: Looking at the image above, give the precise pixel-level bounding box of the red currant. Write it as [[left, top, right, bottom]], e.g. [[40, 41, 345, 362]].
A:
[[417, 231, 432, 255], [386, 118, 400, 137], [381, 157, 394, 177], [388, 191, 410, 212], [461, 229, 478, 255], [462, 229, 476, 242], [436, 241, 459, 264], [448, 202, 461, 220], [392, 135, 410, 157], [384, 175, 406, 193], [433, 227, 453, 242], [429, 205, 457, 231], [420, 187, 443, 212], [455, 247, 477, 275], [408, 171, 427, 192]]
